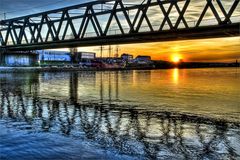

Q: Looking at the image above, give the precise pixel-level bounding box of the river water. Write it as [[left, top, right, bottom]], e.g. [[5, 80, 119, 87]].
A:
[[0, 68, 239, 159]]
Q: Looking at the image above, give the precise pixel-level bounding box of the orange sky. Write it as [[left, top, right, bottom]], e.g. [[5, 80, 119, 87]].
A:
[[61, 36, 240, 62]]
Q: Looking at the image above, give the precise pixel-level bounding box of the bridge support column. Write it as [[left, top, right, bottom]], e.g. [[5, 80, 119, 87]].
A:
[[69, 73, 78, 104], [0, 50, 5, 66]]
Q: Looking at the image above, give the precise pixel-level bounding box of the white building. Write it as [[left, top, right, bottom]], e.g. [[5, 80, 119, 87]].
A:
[[37, 50, 71, 62]]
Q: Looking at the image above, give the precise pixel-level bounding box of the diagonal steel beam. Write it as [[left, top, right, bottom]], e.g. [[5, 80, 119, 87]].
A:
[[36, 16, 45, 43], [136, 0, 153, 32], [0, 31, 4, 45], [207, 0, 222, 25], [225, 0, 240, 24], [78, 7, 89, 38], [45, 16, 56, 42], [114, 14, 124, 34], [22, 29, 29, 44], [174, 0, 190, 29], [90, 16, 100, 37], [118, 0, 134, 33], [27, 21, 37, 43], [47, 16, 58, 40], [31, 24, 38, 43], [216, 0, 228, 23], [104, 1, 118, 35], [18, 18, 28, 44], [9, 29, 16, 45], [65, 11, 77, 39], [62, 18, 70, 40], [132, 8, 141, 31], [158, 0, 174, 31], [90, 7, 103, 36], [56, 11, 66, 40], [81, 15, 90, 38], [4, 23, 11, 45], [12, 25, 19, 44], [196, 1, 209, 27]]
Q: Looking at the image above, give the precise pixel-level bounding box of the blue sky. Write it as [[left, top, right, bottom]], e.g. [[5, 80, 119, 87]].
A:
[[1, 0, 239, 20], [0, 0, 90, 19]]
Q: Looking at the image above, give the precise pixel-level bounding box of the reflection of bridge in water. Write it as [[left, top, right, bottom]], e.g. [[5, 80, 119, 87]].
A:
[[39, 71, 141, 104], [0, 72, 239, 159]]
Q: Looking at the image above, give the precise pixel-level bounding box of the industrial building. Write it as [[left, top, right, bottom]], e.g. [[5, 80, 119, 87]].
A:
[[134, 55, 152, 64], [0, 51, 38, 66], [121, 53, 134, 62], [37, 50, 71, 64]]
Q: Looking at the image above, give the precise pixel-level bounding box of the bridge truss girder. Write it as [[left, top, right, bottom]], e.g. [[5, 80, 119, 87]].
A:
[[0, 0, 239, 50]]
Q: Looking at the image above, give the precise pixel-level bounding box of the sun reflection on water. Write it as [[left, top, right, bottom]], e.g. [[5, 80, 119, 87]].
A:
[[172, 68, 179, 85]]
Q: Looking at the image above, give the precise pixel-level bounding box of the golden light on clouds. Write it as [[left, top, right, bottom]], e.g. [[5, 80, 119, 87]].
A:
[[55, 37, 239, 62], [116, 37, 240, 62]]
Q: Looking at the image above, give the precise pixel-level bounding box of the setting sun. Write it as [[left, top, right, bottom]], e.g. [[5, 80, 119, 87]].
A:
[[172, 55, 182, 63]]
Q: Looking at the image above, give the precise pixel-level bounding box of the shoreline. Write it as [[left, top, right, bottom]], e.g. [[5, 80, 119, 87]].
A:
[[0, 66, 155, 73], [0, 66, 239, 73]]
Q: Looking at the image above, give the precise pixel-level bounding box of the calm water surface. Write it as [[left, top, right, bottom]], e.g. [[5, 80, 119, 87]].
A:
[[0, 68, 239, 159]]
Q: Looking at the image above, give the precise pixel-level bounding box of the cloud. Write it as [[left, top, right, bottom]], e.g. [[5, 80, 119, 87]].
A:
[[116, 37, 240, 62]]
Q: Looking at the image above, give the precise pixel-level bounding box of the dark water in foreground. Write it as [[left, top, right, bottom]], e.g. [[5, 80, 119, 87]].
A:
[[0, 68, 240, 160]]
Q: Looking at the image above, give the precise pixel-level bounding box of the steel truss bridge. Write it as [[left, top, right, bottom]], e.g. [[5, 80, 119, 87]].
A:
[[0, 0, 239, 51]]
